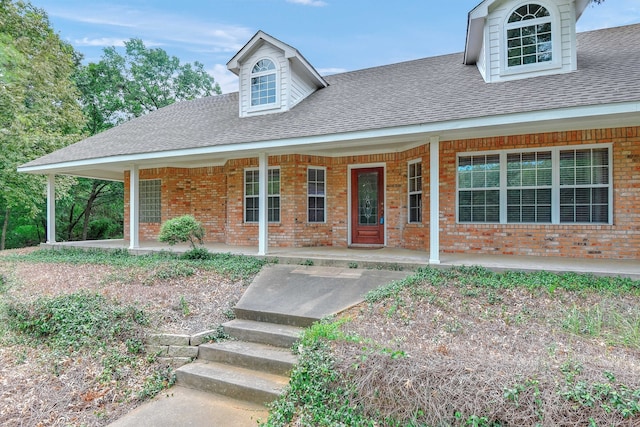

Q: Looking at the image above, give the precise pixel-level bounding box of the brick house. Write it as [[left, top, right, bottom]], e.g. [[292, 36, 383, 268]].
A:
[[20, 0, 640, 262]]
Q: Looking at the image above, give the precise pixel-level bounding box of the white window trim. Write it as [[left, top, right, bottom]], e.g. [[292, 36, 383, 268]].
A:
[[456, 144, 613, 225], [407, 159, 423, 224], [307, 166, 327, 224], [244, 167, 281, 223], [248, 57, 279, 113], [500, 1, 562, 77]]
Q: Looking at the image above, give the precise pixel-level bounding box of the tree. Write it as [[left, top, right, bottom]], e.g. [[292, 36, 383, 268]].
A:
[[76, 38, 221, 128], [0, 0, 85, 249], [59, 38, 222, 245]]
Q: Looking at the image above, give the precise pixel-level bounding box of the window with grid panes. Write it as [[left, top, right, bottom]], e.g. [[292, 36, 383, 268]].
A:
[[408, 161, 422, 223], [139, 179, 161, 223], [507, 151, 552, 223], [457, 146, 611, 225], [506, 4, 552, 67], [245, 168, 280, 223], [307, 167, 326, 223], [559, 148, 609, 223], [457, 154, 500, 223], [251, 59, 276, 107]]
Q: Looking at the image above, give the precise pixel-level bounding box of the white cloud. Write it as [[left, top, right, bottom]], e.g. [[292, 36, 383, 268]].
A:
[[73, 37, 126, 47], [47, 4, 253, 54], [210, 64, 239, 94], [317, 67, 347, 76], [286, 0, 327, 7]]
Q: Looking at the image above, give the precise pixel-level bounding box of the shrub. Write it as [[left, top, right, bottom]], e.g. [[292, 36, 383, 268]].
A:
[[181, 247, 212, 260], [158, 215, 205, 249]]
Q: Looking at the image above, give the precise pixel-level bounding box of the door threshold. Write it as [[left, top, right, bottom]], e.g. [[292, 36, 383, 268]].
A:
[[348, 244, 384, 250]]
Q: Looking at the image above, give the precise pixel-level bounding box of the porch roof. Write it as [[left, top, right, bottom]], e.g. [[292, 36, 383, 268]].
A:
[[20, 24, 640, 181], [39, 240, 640, 281]]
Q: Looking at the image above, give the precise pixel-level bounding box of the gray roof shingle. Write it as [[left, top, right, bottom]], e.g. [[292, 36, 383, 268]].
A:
[[22, 24, 640, 168]]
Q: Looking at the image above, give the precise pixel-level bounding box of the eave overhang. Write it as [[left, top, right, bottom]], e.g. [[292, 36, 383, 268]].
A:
[[18, 101, 639, 181]]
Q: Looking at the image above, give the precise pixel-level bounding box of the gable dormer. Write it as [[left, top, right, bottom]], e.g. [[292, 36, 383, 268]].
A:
[[227, 31, 328, 118], [464, 0, 590, 82]]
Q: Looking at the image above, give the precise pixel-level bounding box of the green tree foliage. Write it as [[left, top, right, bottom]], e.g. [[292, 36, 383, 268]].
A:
[[76, 38, 221, 129], [55, 39, 222, 246], [0, 0, 85, 249]]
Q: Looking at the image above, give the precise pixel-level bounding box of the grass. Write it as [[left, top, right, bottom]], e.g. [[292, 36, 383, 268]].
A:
[[265, 266, 640, 426], [5, 247, 268, 281]]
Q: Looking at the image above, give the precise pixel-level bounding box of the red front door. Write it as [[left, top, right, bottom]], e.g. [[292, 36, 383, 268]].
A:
[[351, 167, 384, 245]]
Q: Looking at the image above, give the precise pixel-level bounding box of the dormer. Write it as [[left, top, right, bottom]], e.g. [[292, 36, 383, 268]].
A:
[[227, 31, 328, 118], [464, 0, 591, 82]]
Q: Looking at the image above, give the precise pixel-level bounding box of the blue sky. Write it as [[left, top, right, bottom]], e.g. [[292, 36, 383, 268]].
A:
[[30, 0, 640, 93]]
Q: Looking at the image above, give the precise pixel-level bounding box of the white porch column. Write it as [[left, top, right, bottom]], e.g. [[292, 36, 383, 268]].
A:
[[129, 165, 140, 250], [429, 137, 440, 264], [46, 174, 56, 243], [258, 153, 269, 255]]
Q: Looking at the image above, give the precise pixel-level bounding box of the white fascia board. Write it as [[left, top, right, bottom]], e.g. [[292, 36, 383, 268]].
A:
[[17, 101, 639, 174]]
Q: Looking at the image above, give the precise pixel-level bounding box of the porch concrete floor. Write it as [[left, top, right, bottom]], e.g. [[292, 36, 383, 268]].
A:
[[40, 239, 640, 280]]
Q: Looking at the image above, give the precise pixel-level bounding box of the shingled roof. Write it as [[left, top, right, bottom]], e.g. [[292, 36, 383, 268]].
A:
[[21, 23, 640, 174]]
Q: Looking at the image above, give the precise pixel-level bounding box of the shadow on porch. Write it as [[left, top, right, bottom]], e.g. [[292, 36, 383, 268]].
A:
[[38, 239, 640, 280]]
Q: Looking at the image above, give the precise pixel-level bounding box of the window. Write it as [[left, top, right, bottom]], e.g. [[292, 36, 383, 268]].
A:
[[507, 151, 552, 223], [559, 148, 610, 223], [458, 154, 500, 223], [457, 146, 612, 224], [308, 167, 326, 223], [139, 179, 161, 223], [408, 161, 422, 223], [506, 4, 552, 67], [251, 59, 276, 107], [245, 168, 280, 223]]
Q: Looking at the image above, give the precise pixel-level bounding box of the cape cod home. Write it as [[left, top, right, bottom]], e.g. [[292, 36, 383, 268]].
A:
[[19, 0, 640, 262]]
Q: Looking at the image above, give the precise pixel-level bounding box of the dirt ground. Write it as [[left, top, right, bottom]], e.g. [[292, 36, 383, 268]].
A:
[[0, 248, 248, 426]]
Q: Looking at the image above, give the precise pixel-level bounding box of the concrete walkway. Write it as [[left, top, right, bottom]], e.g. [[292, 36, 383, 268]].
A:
[[41, 240, 640, 279], [108, 264, 410, 426], [108, 386, 268, 427]]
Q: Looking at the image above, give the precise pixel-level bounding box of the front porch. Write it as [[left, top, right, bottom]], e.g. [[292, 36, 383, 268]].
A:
[[39, 239, 640, 280]]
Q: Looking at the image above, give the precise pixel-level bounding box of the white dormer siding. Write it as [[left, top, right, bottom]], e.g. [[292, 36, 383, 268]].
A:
[[466, 0, 582, 83], [228, 31, 328, 118], [238, 44, 288, 117]]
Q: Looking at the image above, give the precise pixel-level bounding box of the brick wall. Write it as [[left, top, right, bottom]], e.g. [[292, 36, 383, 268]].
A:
[[438, 127, 640, 259], [122, 126, 638, 260]]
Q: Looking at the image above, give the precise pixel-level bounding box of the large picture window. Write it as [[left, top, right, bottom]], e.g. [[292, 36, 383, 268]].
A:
[[408, 160, 422, 223], [307, 167, 326, 223], [245, 168, 280, 223], [139, 179, 161, 223], [457, 145, 612, 224]]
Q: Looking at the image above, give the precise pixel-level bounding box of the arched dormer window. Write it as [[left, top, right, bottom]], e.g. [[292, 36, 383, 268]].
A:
[[251, 58, 277, 107], [506, 4, 552, 67]]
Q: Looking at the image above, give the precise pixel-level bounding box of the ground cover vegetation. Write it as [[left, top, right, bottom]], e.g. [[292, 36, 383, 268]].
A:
[[265, 266, 640, 426], [0, 247, 265, 426]]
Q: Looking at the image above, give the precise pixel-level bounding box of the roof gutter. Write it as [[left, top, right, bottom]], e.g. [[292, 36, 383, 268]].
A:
[[18, 101, 640, 175]]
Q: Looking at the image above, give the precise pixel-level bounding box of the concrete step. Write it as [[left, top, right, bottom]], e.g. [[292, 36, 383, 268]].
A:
[[198, 341, 298, 376], [223, 319, 303, 348], [233, 306, 318, 328], [176, 360, 290, 405]]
